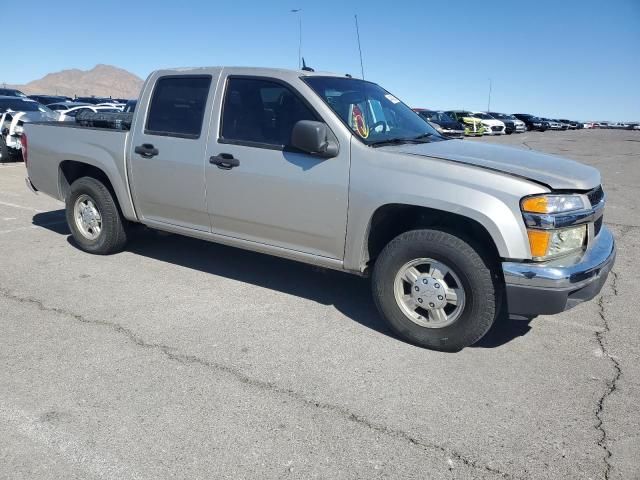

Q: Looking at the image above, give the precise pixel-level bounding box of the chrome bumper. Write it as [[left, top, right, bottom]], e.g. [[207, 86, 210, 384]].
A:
[[502, 226, 616, 315]]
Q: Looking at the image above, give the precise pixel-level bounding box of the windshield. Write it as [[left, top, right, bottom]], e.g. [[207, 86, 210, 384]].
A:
[[0, 99, 54, 114], [304, 76, 438, 145], [472, 113, 493, 120]]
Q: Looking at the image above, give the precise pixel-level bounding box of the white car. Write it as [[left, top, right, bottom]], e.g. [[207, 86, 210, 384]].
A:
[[0, 97, 58, 161], [471, 112, 506, 135], [97, 102, 125, 110], [57, 105, 123, 122]]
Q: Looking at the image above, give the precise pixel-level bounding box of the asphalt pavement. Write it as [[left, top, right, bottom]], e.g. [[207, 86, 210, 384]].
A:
[[0, 129, 638, 479]]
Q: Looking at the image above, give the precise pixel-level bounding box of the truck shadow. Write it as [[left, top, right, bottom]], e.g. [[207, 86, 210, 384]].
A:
[[33, 210, 532, 350]]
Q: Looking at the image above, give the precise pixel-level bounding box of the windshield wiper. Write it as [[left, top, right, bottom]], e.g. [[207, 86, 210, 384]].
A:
[[411, 133, 434, 141], [369, 134, 432, 147]]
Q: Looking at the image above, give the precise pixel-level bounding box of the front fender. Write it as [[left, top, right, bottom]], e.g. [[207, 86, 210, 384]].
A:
[[343, 144, 547, 272]]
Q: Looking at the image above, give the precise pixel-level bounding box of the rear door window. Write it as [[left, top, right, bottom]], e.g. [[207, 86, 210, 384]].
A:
[[146, 76, 212, 138]]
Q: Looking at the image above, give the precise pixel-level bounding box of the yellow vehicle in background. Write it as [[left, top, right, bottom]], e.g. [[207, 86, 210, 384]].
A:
[[445, 110, 485, 136]]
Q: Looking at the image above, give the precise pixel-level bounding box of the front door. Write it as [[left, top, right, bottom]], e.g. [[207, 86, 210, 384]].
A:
[[204, 76, 350, 259], [129, 74, 215, 231]]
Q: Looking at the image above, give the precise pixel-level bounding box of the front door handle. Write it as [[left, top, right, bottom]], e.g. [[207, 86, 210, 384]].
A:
[[210, 153, 240, 170], [134, 143, 159, 158]]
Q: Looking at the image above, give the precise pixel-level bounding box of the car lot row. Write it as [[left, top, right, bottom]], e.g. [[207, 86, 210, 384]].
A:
[[412, 108, 639, 139], [0, 89, 139, 162]]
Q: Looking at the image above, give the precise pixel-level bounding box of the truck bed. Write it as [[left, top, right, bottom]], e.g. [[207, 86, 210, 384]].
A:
[[25, 122, 137, 220]]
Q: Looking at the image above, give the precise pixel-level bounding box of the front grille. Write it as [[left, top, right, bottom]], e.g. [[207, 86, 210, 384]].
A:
[[594, 216, 603, 237], [491, 126, 502, 131], [587, 186, 604, 206]]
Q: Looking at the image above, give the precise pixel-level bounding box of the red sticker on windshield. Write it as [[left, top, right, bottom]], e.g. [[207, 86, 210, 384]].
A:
[[351, 104, 369, 138]]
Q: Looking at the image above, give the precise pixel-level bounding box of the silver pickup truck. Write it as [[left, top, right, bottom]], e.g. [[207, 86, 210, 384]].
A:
[[24, 66, 615, 351]]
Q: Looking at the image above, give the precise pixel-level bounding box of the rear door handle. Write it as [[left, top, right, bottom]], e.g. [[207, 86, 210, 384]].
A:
[[134, 143, 159, 158], [210, 153, 240, 170]]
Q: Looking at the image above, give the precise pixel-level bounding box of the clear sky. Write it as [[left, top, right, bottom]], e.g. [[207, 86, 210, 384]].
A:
[[6, 0, 639, 121]]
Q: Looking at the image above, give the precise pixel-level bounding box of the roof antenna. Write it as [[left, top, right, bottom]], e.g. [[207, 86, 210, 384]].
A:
[[301, 57, 314, 72]]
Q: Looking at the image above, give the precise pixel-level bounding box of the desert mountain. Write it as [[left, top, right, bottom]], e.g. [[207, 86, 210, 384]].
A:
[[10, 65, 144, 99]]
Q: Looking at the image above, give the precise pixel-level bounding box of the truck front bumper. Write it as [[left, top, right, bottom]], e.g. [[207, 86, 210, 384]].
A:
[[502, 226, 616, 316]]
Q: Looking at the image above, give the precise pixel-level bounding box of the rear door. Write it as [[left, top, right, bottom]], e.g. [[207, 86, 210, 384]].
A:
[[204, 74, 350, 259], [128, 73, 219, 231]]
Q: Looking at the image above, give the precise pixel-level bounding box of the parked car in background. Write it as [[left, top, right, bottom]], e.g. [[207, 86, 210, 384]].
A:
[[58, 105, 123, 121], [559, 119, 578, 130], [123, 99, 137, 112], [513, 114, 548, 131], [445, 110, 485, 136], [0, 97, 57, 162], [47, 101, 93, 112], [74, 96, 114, 105], [471, 112, 506, 135], [29, 94, 73, 105], [0, 88, 27, 98], [97, 102, 125, 110], [542, 118, 562, 130], [488, 112, 525, 133], [413, 109, 465, 139]]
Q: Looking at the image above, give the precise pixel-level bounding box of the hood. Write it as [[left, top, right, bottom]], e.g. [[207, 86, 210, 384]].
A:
[[478, 119, 504, 127], [382, 139, 600, 190], [460, 116, 480, 124], [19, 111, 59, 122], [4, 111, 58, 123]]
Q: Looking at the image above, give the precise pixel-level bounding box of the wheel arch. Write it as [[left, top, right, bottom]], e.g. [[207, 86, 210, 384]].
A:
[[360, 203, 512, 272], [58, 160, 137, 221]]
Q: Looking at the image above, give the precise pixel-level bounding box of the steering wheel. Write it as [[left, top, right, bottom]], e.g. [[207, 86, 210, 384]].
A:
[[369, 120, 388, 133]]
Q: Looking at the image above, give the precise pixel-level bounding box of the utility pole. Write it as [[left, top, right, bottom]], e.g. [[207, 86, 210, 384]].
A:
[[355, 15, 365, 80], [291, 9, 302, 69], [487, 78, 492, 112]]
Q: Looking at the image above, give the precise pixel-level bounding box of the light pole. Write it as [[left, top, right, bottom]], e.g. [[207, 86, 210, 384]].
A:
[[291, 9, 302, 69], [487, 78, 492, 113]]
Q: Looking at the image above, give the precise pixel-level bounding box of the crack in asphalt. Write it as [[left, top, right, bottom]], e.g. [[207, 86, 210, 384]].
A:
[[0, 287, 516, 479], [594, 270, 621, 480]]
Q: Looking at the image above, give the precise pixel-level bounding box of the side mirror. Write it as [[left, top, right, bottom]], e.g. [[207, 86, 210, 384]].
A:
[[291, 120, 339, 158]]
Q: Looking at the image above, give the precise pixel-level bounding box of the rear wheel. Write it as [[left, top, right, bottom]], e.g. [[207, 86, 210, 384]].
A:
[[372, 229, 499, 351], [65, 177, 128, 254]]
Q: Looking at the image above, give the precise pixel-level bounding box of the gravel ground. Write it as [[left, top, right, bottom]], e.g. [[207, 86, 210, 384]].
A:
[[0, 129, 638, 479]]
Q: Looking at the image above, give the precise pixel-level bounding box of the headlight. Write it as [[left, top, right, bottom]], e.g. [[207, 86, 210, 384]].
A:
[[521, 194, 587, 214], [527, 225, 587, 260], [434, 125, 444, 133]]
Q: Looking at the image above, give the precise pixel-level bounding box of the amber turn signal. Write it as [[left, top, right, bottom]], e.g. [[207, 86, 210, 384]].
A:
[[527, 229, 551, 258], [521, 196, 549, 214]]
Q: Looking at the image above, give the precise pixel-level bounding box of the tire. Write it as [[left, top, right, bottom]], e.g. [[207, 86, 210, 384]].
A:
[[65, 176, 128, 254], [372, 229, 499, 351], [0, 137, 10, 163]]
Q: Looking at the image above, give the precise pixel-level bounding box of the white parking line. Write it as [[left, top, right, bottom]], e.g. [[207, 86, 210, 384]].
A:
[[0, 200, 44, 213], [0, 221, 66, 235]]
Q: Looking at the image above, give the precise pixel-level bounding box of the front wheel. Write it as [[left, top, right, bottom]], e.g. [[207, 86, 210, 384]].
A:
[[65, 177, 128, 254], [372, 229, 499, 351]]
